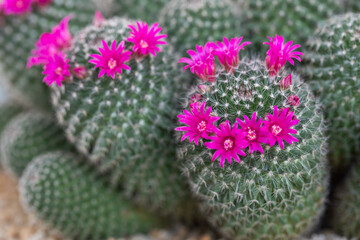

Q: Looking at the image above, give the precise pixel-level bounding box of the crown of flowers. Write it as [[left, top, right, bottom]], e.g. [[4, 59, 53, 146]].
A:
[[0, 0, 52, 16], [27, 14, 167, 87], [176, 35, 303, 168]]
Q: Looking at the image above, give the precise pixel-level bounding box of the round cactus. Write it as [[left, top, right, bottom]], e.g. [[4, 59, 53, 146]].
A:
[[331, 162, 360, 238], [0, 0, 109, 109], [159, 0, 242, 55], [20, 151, 164, 240], [0, 111, 71, 177], [302, 13, 360, 173], [0, 99, 25, 137], [50, 17, 194, 218], [176, 42, 328, 238], [239, 0, 341, 51]]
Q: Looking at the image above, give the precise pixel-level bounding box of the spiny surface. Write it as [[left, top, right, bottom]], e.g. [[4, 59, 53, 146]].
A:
[[0, 0, 103, 109], [331, 161, 360, 238], [0, 111, 71, 177], [51, 18, 193, 218], [239, 0, 341, 51], [159, 0, 242, 55], [177, 60, 328, 240], [302, 13, 360, 172], [20, 151, 164, 240]]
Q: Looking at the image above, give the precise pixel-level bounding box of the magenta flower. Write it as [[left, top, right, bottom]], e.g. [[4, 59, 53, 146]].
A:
[[175, 101, 220, 145], [280, 74, 292, 89], [263, 35, 303, 76], [237, 112, 268, 154], [127, 21, 167, 57], [93, 11, 105, 27], [262, 105, 299, 149], [42, 53, 70, 87], [72, 66, 87, 79], [1, 0, 32, 15], [51, 15, 73, 50], [89, 40, 132, 79], [212, 37, 251, 73], [189, 93, 203, 105], [204, 120, 247, 167], [286, 95, 300, 107], [178, 43, 216, 82]]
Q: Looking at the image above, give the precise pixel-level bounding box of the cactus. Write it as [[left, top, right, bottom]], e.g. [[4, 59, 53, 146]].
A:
[[20, 151, 164, 240], [343, 0, 360, 12], [176, 57, 328, 239], [302, 13, 360, 173], [0, 0, 108, 109], [159, 0, 242, 55], [0, 99, 25, 137], [238, 0, 341, 51], [0, 111, 71, 177], [50, 17, 195, 219], [331, 162, 360, 238]]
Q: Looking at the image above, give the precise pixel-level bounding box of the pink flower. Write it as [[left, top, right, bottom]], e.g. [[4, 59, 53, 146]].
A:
[[178, 43, 216, 82], [127, 21, 167, 57], [72, 66, 87, 79], [27, 15, 73, 68], [51, 15, 73, 50], [175, 101, 220, 145], [1, 0, 32, 15], [189, 93, 203, 105], [286, 95, 300, 107], [93, 11, 105, 27], [42, 53, 70, 87], [237, 112, 268, 154], [262, 105, 299, 149], [89, 40, 132, 79], [33, 0, 52, 7], [204, 120, 247, 167], [280, 74, 292, 89], [263, 35, 303, 76], [212, 37, 251, 73]]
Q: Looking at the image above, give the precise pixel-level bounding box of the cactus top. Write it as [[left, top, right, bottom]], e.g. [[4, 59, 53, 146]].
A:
[[177, 35, 304, 167]]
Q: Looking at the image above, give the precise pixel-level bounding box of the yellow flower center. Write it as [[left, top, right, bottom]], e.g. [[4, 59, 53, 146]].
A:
[[246, 128, 257, 141], [223, 138, 234, 151], [54, 67, 63, 75], [197, 121, 207, 133], [108, 58, 117, 70], [271, 125, 282, 136], [140, 39, 149, 48]]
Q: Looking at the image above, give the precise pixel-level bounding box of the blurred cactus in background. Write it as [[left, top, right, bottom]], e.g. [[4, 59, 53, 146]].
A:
[[1, 111, 70, 176], [302, 13, 360, 174], [159, 0, 242, 55], [20, 151, 164, 240], [176, 35, 328, 239]]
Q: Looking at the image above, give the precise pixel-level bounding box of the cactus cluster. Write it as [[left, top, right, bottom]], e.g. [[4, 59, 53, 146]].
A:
[[0, 0, 105, 109], [0, 111, 70, 176], [20, 151, 164, 240], [238, 0, 341, 51], [159, 0, 242, 55], [302, 13, 360, 172], [177, 59, 328, 239], [50, 17, 193, 218], [331, 161, 360, 238]]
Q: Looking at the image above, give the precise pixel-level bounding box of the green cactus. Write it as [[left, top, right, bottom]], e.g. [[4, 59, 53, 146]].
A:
[[238, 0, 341, 51], [0, 111, 71, 177], [302, 13, 360, 173], [0, 0, 108, 109], [159, 0, 242, 55], [331, 162, 360, 238], [20, 151, 164, 240], [343, 0, 360, 12], [177, 60, 328, 239], [50, 17, 195, 219], [0, 100, 25, 137]]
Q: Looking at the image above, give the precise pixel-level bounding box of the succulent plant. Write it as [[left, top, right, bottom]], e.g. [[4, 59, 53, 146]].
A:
[[50, 17, 195, 219], [0, 0, 108, 109], [159, 0, 242, 55], [238, 0, 341, 51], [331, 161, 360, 238], [302, 13, 360, 173], [0, 111, 70, 177], [176, 35, 328, 239], [20, 151, 164, 240]]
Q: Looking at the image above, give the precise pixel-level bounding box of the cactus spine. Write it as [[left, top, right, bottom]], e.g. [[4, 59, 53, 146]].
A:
[[1, 111, 70, 176], [177, 60, 328, 239], [302, 13, 360, 172], [20, 151, 164, 240]]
